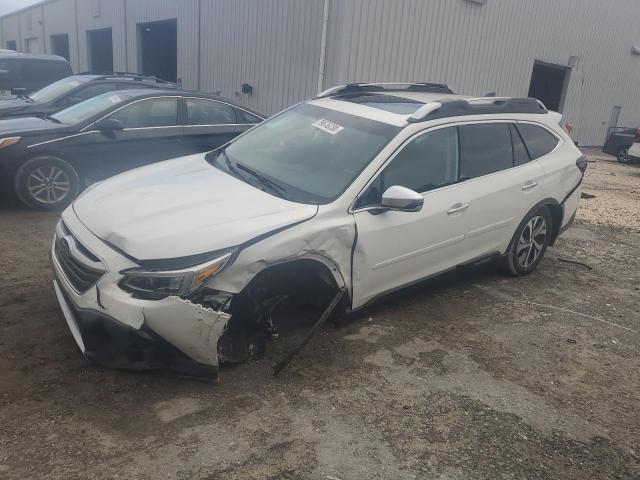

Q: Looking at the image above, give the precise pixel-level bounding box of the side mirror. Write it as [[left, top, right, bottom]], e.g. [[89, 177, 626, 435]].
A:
[[380, 185, 424, 212], [95, 118, 124, 132]]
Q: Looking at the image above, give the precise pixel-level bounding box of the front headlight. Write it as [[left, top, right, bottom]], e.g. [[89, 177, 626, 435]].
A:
[[119, 251, 234, 299], [0, 137, 20, 150]]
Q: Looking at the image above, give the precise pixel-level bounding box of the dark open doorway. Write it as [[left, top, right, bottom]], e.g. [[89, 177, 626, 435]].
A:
[[138, 19, 177, 82], [51, 33, 70, 61], [528, 61, 571, 112], [87, 28, 113, 74]]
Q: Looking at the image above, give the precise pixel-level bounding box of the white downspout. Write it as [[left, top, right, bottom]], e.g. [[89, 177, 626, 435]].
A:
[[316, 0, 330, 95]]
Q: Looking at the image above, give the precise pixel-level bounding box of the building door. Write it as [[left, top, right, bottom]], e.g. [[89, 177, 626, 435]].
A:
[[138, 19, 177, 82], [528, 61, 571, 112], [606, 106, 622, 143], [24, 38, 40, 54], [87, 28, 113, 74], [5, 40, 17, 51], [51, 33, 71, 61]]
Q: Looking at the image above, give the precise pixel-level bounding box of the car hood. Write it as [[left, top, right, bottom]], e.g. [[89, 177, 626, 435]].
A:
[[73, 154, 318, 261], [0, 98, 30, 115], [0, 116, 67, 135]]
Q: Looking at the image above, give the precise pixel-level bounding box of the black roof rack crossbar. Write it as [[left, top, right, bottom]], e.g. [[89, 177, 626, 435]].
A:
[[76, 71, 175, 84], [407, 97, 548, 123], [318, 82, 454, 98]]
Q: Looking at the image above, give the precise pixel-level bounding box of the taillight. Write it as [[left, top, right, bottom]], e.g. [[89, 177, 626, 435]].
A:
[[634, 128, 640, 142], [565, 123, 574, 134], [576, 154, 588, 173]]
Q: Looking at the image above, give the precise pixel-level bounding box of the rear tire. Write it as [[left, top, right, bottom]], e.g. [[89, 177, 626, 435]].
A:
[[14, 156, 80, 211], [503, 206, 552, 276]]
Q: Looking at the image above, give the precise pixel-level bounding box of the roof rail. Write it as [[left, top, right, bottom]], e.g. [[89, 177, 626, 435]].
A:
[[318, 82, 454, 98], [407, 97, 548, 123], [77, 71, 175, 84]]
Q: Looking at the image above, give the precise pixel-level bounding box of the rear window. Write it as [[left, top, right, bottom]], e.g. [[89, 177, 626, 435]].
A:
[[516, 123, 559, 159], [459, 123, 513, 179]]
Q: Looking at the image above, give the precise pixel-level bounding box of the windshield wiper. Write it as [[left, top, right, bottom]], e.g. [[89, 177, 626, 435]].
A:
[[235, 162, 290, 199]]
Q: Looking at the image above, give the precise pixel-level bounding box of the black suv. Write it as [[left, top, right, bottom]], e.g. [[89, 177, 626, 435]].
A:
[[0, 51, 72, 98], [0, 89, 264, 210], [0, 72, 175, 119]]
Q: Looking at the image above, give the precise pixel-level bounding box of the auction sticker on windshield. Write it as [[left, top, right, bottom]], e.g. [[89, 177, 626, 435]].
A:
[[109, 94, 124, 104], [313, 119, 344, 135]]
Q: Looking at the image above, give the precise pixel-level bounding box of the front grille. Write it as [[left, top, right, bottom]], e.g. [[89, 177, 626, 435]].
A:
[[54, 222, 107, 294]]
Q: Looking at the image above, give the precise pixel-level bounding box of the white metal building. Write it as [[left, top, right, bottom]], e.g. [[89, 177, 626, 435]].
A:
[[1, 0, 640, 146]]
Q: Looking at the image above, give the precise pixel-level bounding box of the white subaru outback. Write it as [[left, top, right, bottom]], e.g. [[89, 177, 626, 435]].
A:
[[50, 83, 586, 377]]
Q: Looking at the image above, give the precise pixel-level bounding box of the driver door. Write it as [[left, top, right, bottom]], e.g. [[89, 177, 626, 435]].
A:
[[352, 126, 471, 308], [91, 96, 185, 179]]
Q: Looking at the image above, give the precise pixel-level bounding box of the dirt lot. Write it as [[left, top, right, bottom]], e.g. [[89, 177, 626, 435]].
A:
[[0, 149, 639, 480]]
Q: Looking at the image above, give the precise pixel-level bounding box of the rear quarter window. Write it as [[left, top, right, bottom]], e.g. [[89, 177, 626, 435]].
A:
[[516, 123, 559, 159]]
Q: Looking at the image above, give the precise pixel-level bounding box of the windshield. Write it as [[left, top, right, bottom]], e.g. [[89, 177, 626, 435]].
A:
[[217, 103, 400, 204], [30, 77, 86, 103], [52, 92, 132, 125]]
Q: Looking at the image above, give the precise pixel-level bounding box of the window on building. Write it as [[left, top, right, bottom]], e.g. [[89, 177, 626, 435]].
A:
[[459, 123, 513, 179], [108, 97, 178, 128], [186, 98, 237, 125], [516, 124, 559, 160]]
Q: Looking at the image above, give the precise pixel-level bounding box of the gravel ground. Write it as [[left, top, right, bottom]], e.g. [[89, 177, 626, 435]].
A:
[[0, 149, 639, 479]]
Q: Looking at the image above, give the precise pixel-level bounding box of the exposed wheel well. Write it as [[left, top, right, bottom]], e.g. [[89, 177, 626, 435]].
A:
[[230, 259, 344, 324], [545, 201, 563, 246]]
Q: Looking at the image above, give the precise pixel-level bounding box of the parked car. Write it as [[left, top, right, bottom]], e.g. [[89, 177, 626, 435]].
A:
[[625, 142, 640, 163], [0, 72, 175, 119], [0, 89, 264, 209], [49, 83, 586, 378], [603, 127, 640, 163], [0, 51, 72, 98]]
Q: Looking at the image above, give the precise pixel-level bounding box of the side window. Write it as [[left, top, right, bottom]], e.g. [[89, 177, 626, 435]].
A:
[[73, 83, 119, 102], [510, 124, 531, 166], [237, 109, 262, 124], [108, 97, 178, 128], [186, 99, 236, 125], [357, 127, 459, 207], [459, 123, 513, 179], [0, 60, 20, 85], [516, 123, 559, 160]]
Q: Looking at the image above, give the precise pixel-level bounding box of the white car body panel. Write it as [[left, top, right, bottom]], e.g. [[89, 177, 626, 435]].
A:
[[51, 91, 585, 376], [73, 154, 318, 260], [628, 142, 640, 158]]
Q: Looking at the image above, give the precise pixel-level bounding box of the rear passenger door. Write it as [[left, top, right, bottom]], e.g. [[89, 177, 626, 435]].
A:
[[457, 122, 546, 260], [180, 97, 254, 154]]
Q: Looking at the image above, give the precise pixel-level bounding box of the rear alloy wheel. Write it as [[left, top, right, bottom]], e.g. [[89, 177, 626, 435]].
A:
[[15, 156, 80, 210], [617, 147, 631, 164], [504, 206, 552, 275]]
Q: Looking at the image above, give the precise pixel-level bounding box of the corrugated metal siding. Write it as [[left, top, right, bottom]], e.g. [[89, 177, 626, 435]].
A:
[[324, 0, 640, 145], [199, 0, 325, 114], [19, 6, 44, 53], [124, 0, 199, 88], [76, 0, 127, 72], [0, 14, 20, 49], [43, 0, 79, 69], [1, 0, 640, 144]]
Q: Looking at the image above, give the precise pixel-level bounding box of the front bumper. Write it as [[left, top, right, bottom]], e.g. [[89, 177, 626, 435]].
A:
[[50, 208, 231, 378]]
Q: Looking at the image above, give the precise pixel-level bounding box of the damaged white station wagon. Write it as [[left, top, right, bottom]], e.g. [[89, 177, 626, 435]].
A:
[[51, 83, 586, 378]]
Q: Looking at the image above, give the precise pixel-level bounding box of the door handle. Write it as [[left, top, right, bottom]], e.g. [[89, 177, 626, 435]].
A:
[[447, 202, 469, 215], [522, 181, 538, 191]]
